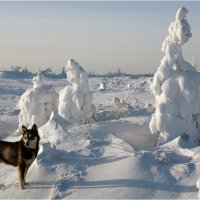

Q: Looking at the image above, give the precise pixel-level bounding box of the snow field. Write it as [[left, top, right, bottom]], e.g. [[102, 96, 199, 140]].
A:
[[1, 7, 200, 199], [0, 73, 200, 198]]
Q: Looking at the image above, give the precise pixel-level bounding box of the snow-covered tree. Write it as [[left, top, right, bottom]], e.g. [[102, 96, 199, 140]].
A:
[[18, 72, 58, 129], [58, 59, 97, 124], [149, 7, 200, 144]]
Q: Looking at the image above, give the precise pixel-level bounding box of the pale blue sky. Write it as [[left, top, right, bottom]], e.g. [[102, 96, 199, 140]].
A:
[[0, 1, 200, 74]]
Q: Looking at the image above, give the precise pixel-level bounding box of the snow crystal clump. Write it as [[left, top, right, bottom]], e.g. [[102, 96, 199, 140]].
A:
[[149, 7, 200, 144], [18, 72, 58, 129], [58, 59, 97, 124]]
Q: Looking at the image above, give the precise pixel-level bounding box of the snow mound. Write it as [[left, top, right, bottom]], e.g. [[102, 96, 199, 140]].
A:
[[149, 7, 200, 144], [58, 59, 97, 124], [150, 137, 196, 190], [17, 73, 58, 129], [39, 111, 90, 151]]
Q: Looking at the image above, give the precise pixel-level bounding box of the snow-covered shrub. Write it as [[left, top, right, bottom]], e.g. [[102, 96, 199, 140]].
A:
[[111, 97, 130, 114], [18, 72, 58, 129], [149, 7, 200, 144], [58, 59, 97, 124]]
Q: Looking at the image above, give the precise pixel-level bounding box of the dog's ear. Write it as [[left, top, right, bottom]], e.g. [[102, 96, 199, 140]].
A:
[[32, 124, 38, 131], [22, 125, 27, 133]]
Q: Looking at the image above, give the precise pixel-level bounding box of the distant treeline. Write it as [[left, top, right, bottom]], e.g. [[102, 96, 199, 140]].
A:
[[88, 71, 153, 79], [0, 66, 153, 79]]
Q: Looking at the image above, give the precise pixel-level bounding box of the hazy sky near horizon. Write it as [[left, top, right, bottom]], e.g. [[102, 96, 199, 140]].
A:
[[0, 1, 200, 74]]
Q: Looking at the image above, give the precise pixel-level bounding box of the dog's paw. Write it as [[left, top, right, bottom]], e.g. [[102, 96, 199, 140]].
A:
[[19, 182, 25, 190], [19, 185, 24, 190]]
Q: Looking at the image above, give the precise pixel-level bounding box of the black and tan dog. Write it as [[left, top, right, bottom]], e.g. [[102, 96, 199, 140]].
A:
[[0, 124, 40, 189]]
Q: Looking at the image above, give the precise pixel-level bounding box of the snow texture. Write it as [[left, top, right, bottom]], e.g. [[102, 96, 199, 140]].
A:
[[111, 97, 132, 114], [149, 7, 200, 144], [17, 72, 58, 129], [58, 59, 97, 124]]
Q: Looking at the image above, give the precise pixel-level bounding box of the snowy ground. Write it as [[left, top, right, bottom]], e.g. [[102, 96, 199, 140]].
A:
[[0, 75, 199, 199]]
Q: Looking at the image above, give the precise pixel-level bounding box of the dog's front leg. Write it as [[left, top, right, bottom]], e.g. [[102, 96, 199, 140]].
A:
[[18, 164, 25, 189], [24, 165, 30, 185]]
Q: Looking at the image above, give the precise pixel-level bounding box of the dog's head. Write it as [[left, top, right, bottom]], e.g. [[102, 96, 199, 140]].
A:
[[22, 124, 40, 149]]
